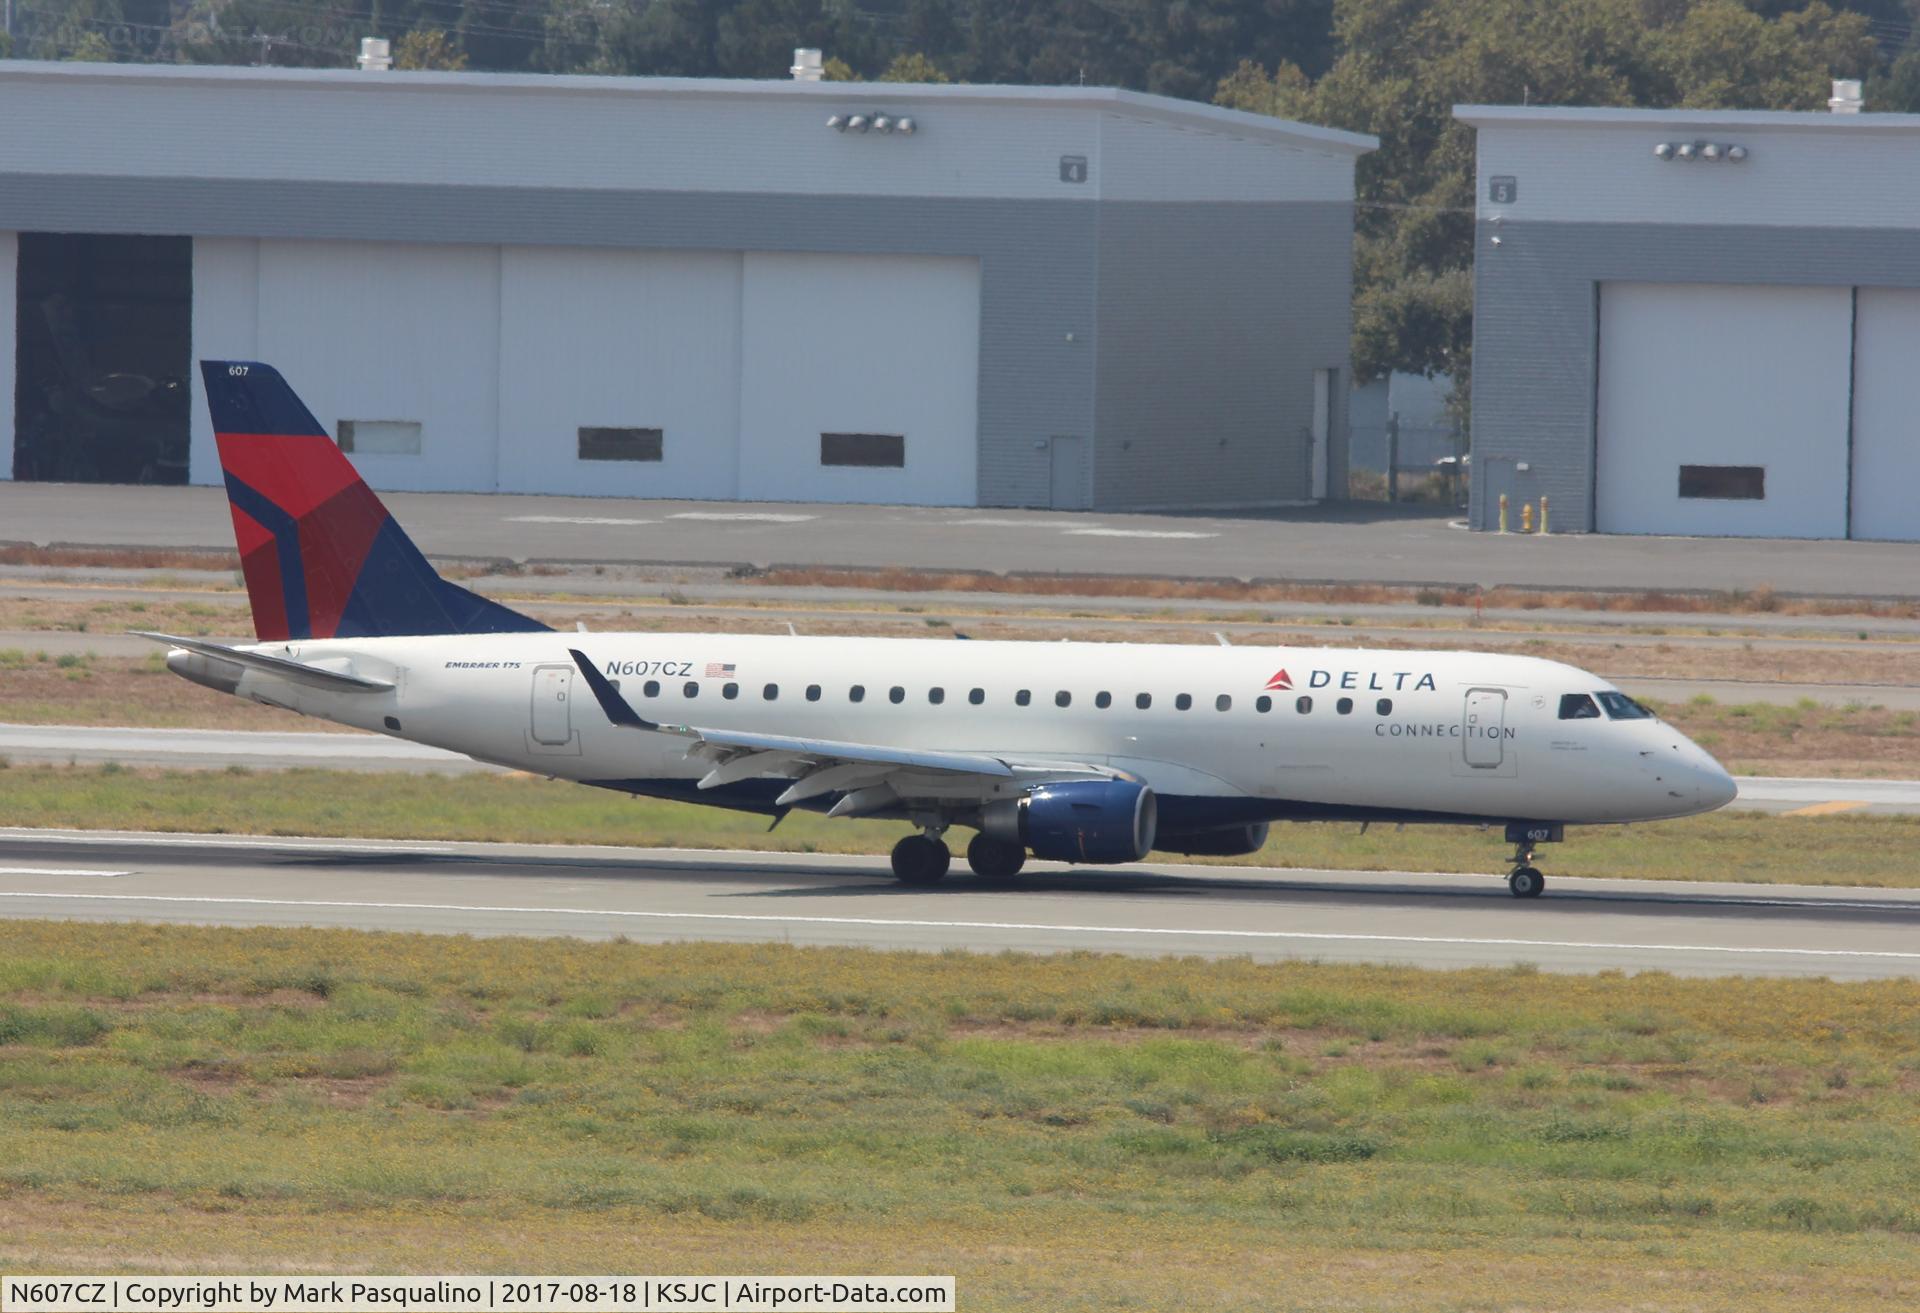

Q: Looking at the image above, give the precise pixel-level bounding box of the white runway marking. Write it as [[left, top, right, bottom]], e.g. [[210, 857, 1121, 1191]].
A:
[[946, 518, 1091, 529], [505, 515, 657, 526], [0, 867, 129, 878], [668, 512, 817, 523], [5, 891, 1917, 961], [1063, 528, 1220, 540]]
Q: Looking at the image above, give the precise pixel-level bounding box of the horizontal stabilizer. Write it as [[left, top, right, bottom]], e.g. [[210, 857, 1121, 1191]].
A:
[[133, 632, 395, 693]]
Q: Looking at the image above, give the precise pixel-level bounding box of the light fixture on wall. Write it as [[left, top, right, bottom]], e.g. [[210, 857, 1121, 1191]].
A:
[[826, 112, 917, 136], [1655, 140, 1748, 163], [1653, 142, 1674, 159], [827, 114, 847, 131]]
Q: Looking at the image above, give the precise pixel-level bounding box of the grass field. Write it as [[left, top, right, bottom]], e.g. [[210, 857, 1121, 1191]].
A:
[[1, 921, 1916, 1309], [3, 763, 1918, 888]]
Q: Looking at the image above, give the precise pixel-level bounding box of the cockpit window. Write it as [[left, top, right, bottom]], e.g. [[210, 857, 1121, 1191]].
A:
[[1558, 693, 1602, 720], [1596, 691, 1654, 720]]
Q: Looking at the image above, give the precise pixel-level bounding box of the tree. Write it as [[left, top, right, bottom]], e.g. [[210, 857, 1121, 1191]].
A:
[[878, 51, 949, 82], [394, 28, 468, 70], [1221, 0, 1877, 392]]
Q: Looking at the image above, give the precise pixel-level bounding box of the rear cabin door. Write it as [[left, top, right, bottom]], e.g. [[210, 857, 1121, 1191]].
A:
[[1462, 688, 1506, 769], [531, 665, 574, 746]]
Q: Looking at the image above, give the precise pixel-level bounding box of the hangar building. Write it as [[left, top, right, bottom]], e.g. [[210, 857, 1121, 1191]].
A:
[[0, 59, 1372, 511], [1460, 98, 1920, 540]]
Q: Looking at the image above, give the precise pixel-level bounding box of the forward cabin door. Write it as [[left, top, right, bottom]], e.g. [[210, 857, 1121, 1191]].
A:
[[1462, 688, 1506, 769], [530, 665, 574, 747]]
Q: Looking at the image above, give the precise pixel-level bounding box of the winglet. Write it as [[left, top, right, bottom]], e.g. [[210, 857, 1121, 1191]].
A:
[[569, 648, 657, 730]]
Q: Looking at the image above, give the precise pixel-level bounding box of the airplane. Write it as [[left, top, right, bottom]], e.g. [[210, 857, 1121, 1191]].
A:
[[147, 361, 1739, 899]]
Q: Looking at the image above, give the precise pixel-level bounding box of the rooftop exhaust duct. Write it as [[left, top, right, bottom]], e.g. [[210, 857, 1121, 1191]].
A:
[[357, 37, 392, 71], [1829, 79, 1863, 114], [791, 48, 823, 81]]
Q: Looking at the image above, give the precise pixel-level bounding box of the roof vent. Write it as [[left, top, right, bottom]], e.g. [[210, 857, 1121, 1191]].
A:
[[357, 37, 392, 71], [1829, 79, 1863, 114], [791, 48, 824, 82]]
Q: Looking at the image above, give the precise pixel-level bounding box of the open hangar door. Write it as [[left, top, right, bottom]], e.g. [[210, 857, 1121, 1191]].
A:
[[1595, 283, 1852, 538], [1850, 289, 1920, 543]]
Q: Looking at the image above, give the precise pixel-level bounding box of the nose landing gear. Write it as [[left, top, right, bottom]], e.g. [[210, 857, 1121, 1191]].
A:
[[1501, 823, 1560, 899], [1507, 858, 1545, 899]]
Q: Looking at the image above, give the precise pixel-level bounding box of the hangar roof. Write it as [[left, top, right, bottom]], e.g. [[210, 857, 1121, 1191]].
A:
[[1457, 103, 1920, 135], [2, 59, 1375, 155]]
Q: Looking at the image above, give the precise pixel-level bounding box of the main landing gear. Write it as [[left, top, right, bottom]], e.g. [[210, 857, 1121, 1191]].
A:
[[966, 833, 1026, 879], [890, 833, 951, 885]]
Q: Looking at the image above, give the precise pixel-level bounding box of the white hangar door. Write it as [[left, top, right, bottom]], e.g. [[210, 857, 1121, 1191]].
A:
[[1595, 283, 1852, 538], [737, 253, 980, 506], [1849, 289, 1920, 543]]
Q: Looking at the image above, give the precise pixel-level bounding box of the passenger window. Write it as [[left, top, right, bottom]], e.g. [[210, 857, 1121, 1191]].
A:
[[1376, 698, 1392, 715], [849, 685, 865, 703], [929, 687, 945, 704], [683, 681, 699, 698], [969, 688, 985, 705], [722, 683, 739, 700], [1215, 694, 1232, 712], [1016, 689, 1031, 706], [1095, 691, 1112, 709], [643, 680, 660, 697], [1256, 695, 1271, 713], [1559, 693, 1602, 720], [1055, 690, 1072, 708], [1136, 693, 1152, 710], [1296, 695, 1312, 714], [1337, 697, 1353, 715], [806, 684, 821, 702], [889, 686, 905, 704], [764, 684, 779, 701], [1176, 693, 1192, 711]]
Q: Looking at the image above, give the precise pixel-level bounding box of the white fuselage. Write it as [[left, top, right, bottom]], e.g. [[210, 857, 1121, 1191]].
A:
[[196, 631, 1737, 832]]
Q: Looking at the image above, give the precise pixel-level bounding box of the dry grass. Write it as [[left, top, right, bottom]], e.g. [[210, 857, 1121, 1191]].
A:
[[2, 923, 1919, 1308], [753, 567, 1920, 619], [0, 544, 242, 572], [0, 650, 326, 731]]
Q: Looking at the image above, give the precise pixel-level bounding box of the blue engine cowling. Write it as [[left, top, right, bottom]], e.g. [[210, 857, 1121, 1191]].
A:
[[1014, 780, 1158, 865], [1154, 822, 1269, 857]]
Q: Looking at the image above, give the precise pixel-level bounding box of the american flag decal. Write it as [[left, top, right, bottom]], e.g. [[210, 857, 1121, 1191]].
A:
[[706, 662, 736, 678]]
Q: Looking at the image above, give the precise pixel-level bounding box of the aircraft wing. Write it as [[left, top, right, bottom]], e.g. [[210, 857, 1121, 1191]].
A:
[[134, 632, 395, 693], [568, 649, 1112, 813]]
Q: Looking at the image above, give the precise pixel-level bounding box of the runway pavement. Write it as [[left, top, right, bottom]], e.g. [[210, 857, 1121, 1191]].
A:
[[1, 723, 1913, 815], [1, 828, 1915, 979], [8, 482, 1920, 596]]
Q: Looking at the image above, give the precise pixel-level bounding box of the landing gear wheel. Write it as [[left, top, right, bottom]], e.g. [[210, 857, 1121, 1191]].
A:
[[966, 833, 1027, 879], [1508, 866, 1545, 899], [891, 835, 951, 885]]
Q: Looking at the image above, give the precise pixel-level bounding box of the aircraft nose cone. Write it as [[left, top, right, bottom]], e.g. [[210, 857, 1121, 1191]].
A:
[[1696, 760, 1739, 810]]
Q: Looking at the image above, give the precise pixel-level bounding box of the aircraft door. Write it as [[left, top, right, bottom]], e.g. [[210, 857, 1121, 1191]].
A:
[[1462, 688, 1506, 769], [531, 665, 574, 747]]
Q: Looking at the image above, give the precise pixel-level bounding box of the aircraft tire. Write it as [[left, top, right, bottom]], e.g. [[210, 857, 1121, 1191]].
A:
[[1507, 866, 1545, 899], [892, 835, 951, 885], [966, 833, 1027, 879]]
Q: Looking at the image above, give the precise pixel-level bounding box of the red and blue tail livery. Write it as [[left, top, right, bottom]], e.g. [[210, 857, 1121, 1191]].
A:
[[201, 361, 548, 642]]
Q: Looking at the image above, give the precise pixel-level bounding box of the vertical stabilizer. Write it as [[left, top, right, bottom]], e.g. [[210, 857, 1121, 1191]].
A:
[[200, 361, 549, 641]]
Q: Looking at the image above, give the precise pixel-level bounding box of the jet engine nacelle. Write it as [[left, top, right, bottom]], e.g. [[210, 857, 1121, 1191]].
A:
[[982, 779, 1158, 865], [1154, 822, 1270, 857]]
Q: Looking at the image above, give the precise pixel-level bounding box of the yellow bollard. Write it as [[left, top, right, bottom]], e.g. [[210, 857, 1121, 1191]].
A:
[[1540, 496, 1550, 536], [1521, 501, 1533, 534], [1498, 493, 1508, 533]]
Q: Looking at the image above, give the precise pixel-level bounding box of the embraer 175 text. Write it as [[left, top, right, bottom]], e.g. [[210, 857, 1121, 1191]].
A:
[[151, 362, 1738, 898]]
